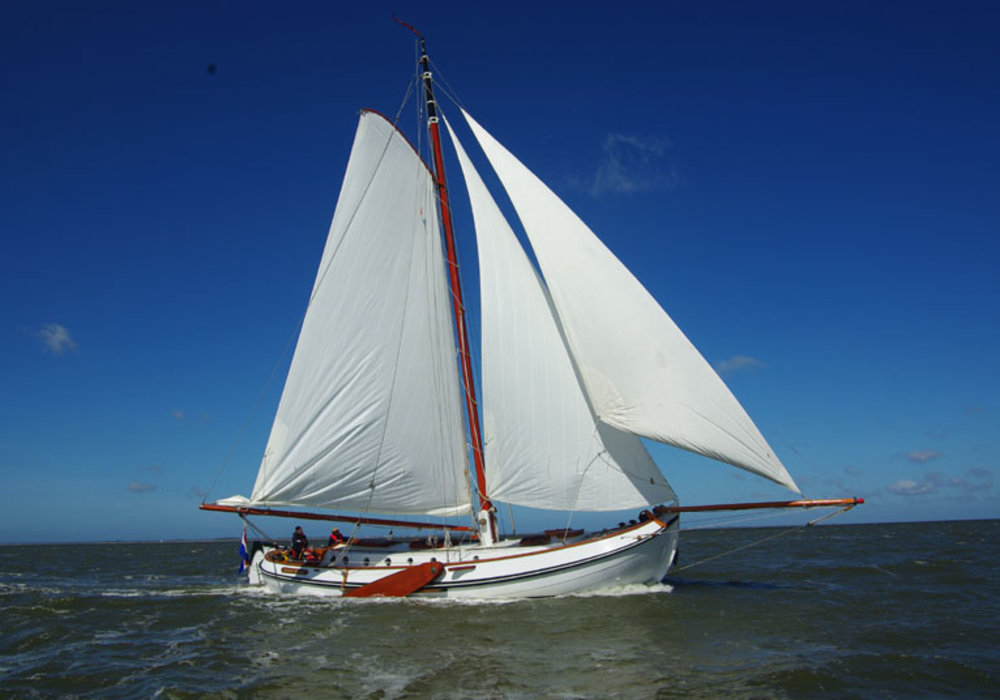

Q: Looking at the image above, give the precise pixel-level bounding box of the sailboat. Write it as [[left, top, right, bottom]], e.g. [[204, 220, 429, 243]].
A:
[[202, 29, 861, 598]]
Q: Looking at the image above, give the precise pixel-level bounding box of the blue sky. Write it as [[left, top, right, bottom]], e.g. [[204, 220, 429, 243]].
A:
[[2, 2, 998, 542]]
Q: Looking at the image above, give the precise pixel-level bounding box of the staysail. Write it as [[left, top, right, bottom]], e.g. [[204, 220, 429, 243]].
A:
[[229, 111, 472, 516], [446, 118, 677, 511], [460, 109, 799, 493]]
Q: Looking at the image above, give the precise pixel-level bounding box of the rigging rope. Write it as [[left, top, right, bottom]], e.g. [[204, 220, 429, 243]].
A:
[[408, 47, 489, 534], [670, 504, 857, 573], [412, 44, 484, 538], [241, 514, 275, 542], [333, 62, 482, 557], [339, 68, 438, 560], [201, 326, 301, 504], [351, 103, 423, 538]]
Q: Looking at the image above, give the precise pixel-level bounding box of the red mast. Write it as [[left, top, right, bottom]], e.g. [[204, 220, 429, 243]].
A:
[[400, 22, 493, 532]]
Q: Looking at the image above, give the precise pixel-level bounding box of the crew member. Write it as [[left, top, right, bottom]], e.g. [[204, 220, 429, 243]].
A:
[[328, 527, 345, 546], [291, 525, 309, 559]]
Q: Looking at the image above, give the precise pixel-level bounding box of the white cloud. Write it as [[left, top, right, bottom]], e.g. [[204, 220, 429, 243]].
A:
[[889, 479, 936, 496], [577, 134, 678, 196], [906, 449, 941, 463], [889, 469, 993, 497], [171, 410, 185, 421], [37, 323, 78, 355], [946, 469, 994, 494], [714, 355, 764, 375], [127, 482, 157, 493]]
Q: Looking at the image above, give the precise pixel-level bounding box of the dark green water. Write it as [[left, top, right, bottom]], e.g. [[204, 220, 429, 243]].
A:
[[2, 520, 998, 698]]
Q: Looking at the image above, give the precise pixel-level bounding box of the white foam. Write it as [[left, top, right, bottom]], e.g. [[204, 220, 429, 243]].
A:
[[98, 589, 147, 598], [567, 582, 674, 598]]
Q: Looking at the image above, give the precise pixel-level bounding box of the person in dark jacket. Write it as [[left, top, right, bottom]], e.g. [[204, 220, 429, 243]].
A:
[[328, 527, 345, 546], [291, 526, 309, 559]]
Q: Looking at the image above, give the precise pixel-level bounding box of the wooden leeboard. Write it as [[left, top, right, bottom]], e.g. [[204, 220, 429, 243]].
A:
[[343, 561, 443, 598]]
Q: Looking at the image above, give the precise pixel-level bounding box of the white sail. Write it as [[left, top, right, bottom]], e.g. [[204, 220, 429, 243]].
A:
[[446, 118, 676, 511], [243, 111, 472, 516], [460, 109, 800, 493]]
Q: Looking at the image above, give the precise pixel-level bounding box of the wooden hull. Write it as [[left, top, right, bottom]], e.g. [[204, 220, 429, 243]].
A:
[[250, 515, 678, 599]]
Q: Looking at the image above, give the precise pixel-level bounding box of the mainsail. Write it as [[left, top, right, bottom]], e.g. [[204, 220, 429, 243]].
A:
[[233, 111, 472, 516], [460, 109, 800, 494]]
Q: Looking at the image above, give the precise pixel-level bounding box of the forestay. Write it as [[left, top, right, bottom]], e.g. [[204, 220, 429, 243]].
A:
[[460, 109, 799, 493], [446, 118, 676, 511], [229, 111, 472, 516]]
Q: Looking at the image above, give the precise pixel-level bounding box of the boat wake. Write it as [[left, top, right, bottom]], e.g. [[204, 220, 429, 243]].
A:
[[566, 582, 674, 598]]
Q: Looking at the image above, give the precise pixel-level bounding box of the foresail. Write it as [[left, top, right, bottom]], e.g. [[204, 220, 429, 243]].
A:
[[460, 109, 800, 494], [445, 117, 676, 511], [248, 111, 472, 516]]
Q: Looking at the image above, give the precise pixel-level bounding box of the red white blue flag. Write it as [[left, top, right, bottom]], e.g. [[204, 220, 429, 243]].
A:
[[239, 523, 249, 573]]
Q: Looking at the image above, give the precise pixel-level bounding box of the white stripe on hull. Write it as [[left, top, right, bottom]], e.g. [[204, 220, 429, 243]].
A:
[[253, 517, 679, 599]]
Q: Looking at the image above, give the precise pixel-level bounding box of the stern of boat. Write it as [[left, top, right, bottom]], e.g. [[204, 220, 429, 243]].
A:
[[247, 542, 271, 586]]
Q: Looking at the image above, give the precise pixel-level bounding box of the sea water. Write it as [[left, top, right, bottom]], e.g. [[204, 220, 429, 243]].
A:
[[1, 520, 997, 698]]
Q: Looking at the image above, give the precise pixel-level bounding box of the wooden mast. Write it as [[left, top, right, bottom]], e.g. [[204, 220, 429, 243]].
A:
[[399, 21, 494, 535]]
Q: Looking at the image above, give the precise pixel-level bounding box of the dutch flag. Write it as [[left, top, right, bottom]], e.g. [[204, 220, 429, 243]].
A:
[[238, 523, 249, 573]]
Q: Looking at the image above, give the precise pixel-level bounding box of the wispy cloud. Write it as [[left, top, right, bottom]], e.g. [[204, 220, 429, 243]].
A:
[[573, 134, 678, 196], [714, 355, 764, 375], [889, 469, 993, 497], [171, 410, 185, 421], [905, 449, 941, 463], [127, 466, 163, 494], [888, 479, 936, 496], [36, 323, 78, 355]]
